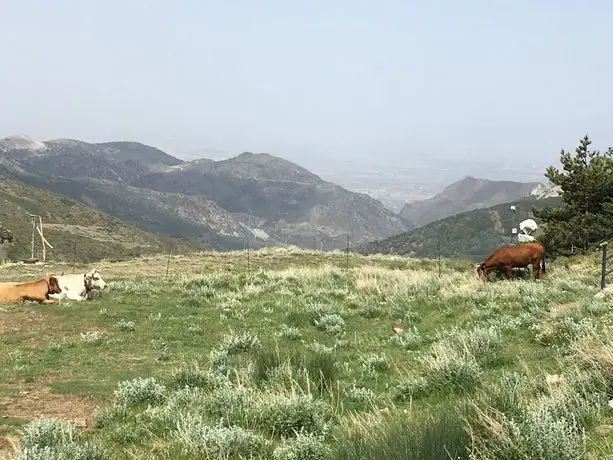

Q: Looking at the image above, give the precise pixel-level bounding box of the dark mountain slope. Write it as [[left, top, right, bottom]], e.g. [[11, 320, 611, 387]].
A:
[[399, 176, 543, 228], [3, 175, 257, 251], [134, 152, 408, 246], [358, 196, 563, 261], [0, 178, 204, 262]]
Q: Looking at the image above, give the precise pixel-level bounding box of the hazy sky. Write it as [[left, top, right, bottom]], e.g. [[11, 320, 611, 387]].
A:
[[2, 0, 612, 168]]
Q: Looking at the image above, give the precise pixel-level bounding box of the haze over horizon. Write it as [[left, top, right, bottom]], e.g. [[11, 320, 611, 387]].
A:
[[2, 1, 612, 177]]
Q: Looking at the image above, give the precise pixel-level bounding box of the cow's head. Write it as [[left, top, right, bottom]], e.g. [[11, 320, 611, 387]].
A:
[[46, 274, 62, 295], [85, 269, 107, 290]]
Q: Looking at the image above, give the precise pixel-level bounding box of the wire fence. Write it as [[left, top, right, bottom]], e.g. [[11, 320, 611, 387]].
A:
[[0, 230, 530, 266], [3, 228, 603, 286], [4, 237, 604, 291], [0, 234, 529, 289]]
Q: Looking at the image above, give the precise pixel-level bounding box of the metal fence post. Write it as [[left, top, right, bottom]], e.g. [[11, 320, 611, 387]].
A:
[[601, 241, 608, 289], [165, 243, 172, 277], [345, 234, 350, 271], [438, 232, 441, 278]]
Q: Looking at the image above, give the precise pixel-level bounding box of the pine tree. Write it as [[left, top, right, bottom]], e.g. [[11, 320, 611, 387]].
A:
[[533, 135, 613, 255]]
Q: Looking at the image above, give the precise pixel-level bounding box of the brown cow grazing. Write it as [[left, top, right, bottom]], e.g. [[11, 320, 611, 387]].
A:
[[476, 242, 546, 281], [0, 274, 62, 304]]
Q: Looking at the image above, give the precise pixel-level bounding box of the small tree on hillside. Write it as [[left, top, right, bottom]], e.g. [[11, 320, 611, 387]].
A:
[[533, 135, 613, 255]]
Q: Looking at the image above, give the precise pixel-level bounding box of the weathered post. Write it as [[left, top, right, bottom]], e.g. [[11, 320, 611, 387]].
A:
[[345, 234, 350, 271], [247, 217, 251, 276], [30, 216, 35, 260]]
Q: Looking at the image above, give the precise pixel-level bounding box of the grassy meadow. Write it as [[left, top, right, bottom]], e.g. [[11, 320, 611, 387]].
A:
[[1, 247, 613, 459]]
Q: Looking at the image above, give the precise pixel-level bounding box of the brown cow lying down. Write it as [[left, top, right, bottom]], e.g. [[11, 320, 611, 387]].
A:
[[476, 242, 546, 281], [0, 274, 62, 304]]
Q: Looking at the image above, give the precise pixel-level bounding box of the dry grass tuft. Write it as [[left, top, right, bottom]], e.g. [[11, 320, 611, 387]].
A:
[[354, 266, 433, 296], [570, 328, 613, 375]]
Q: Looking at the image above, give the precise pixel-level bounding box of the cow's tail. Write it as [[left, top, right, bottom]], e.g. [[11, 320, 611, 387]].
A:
[[541, 233, 547, 274]]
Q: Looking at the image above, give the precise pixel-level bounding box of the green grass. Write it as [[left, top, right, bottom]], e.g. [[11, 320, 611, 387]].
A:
[[0, 247, 611, 459]]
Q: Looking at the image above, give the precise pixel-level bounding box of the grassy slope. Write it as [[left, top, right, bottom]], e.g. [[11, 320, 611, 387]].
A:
[[0, 179, 205, 262], [358, 196, 563, 260], [0, 247, 612, 459]]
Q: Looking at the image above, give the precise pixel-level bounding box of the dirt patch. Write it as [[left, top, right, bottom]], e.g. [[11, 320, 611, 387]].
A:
[[548, 301, 578, 318], [25, 339, 40, 349], [0, 308, 61, 335], [37, 373, 66, 383], [0, 386, 95, 429], [0, 435, 18, 460]]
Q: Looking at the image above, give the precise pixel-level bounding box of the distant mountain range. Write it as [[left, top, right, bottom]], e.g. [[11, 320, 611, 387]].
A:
[[0, 134, 559, 257], [399, 176, 548, 228], [0, 134, 407, 251], [357, 196, 563, 261]]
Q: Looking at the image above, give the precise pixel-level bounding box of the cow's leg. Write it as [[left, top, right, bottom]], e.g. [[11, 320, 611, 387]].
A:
[[532, 260, 540, 280], [41, 298, 58, 305], [504, 265, 513, 279]]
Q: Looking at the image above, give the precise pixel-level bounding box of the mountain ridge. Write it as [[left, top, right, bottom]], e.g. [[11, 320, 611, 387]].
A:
[[358, 195, 563, 260], [0, 134, 408, 250], [399, 176, 544, 228]]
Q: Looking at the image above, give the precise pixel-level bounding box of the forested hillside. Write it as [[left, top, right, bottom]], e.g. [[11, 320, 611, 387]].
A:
[[357, 196, 562, 260]]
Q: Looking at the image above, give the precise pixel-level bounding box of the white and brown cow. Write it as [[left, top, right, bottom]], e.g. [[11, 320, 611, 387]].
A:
[[50, 269, 107, 302]]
